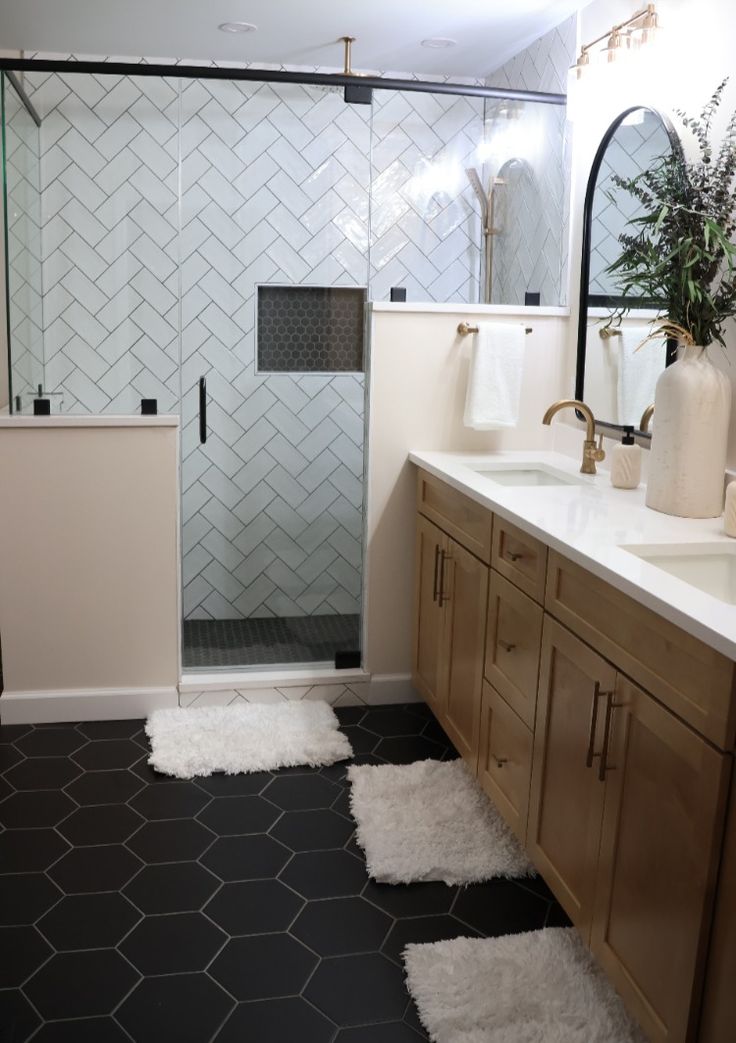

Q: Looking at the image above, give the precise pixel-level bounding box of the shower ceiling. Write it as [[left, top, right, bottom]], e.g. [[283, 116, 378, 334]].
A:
[[0, 0, 585, 78]]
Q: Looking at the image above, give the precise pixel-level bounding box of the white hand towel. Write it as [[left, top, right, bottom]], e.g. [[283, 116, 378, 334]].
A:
[[463, 323, 525, 430], [617, 326, 665, 428]]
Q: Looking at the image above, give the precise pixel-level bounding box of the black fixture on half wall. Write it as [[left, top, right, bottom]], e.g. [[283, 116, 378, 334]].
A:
[[257, 285, 366, 373]]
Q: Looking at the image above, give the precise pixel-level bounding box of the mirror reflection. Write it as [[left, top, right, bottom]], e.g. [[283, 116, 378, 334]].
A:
[[577, 107, 679, 432]]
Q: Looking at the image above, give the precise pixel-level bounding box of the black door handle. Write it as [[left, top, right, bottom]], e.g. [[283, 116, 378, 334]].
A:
[[199, 376, 207, 444]]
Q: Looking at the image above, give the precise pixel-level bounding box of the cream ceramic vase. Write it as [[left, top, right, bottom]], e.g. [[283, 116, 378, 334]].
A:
[[646, 344, 731, 518]]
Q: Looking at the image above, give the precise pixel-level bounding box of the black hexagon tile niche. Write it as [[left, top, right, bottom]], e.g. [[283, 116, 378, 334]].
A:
[[0, 789, 76, 828], [202, 834, 291, 882], [38, 893, 141, 950], [30, 1015, 134, 1041], [270, 809, 354, 851], [292, 896, 392, 956], [25, 950, 140, 1020], [126, 818, 214, 863], [263, 773, 340, 810], [64, 769, 143, 806], [0, 925, 52, 987], [16, 728, 86, 757], [279, 849, 367, 899], [123, 862, 220, 914], [305, 952, 408, 1026], [5, 757, 80, 790], [57, 804, 143, 845], [117, 972, 234, 1043], [215, 997, 335, 1043], [120, 912, 226, 974], [73, 739, 141, 770], [0, 873, 62, 926], [205, 879, 303, 935], [48, 844, 142, 893], [130, 781, 211, 820], [196, 794, 280, 835], [210, 934, 318, 1001], [0, 828, 69, 873]]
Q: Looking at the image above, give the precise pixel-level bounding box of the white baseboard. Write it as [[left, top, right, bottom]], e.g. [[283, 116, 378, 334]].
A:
[[0, 687, 179, 724], [178, 672, 419, 709]]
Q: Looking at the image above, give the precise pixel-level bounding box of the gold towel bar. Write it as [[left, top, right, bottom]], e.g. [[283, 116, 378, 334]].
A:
[[457, 322, 532, 336]]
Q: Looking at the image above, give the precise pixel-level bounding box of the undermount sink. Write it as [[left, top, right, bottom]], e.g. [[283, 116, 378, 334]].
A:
[[468, 463, 585, 487], [621, 543, 736, 604]]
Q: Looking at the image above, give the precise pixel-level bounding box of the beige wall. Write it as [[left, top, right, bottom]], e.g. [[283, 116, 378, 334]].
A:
[[364, 306, 569, 678], [0, 419, 180, 700], [568, 0, 736, 466]]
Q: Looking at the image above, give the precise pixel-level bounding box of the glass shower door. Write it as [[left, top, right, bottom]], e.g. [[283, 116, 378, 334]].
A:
[[179, 78, 369, 670]]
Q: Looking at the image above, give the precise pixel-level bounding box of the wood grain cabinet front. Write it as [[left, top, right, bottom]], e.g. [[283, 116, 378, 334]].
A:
[[485, 569, 543, 729], [412, 511, 487, 772], [477, 681, 533, 843], [592, 675, 730, 1043], [492, 515, 548, 603]]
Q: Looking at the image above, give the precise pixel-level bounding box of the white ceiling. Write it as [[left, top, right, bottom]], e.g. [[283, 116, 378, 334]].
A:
[[0, 0, 582, 80]]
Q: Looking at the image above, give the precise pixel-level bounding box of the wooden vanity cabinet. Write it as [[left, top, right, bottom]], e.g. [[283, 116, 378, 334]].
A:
[[412, 504, 487, 770], [591, 675, 730, 1043], [412, 469, 735, 1043]]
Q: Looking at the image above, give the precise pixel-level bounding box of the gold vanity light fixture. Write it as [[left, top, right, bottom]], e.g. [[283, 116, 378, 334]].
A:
[[572, 3, 659, 78]]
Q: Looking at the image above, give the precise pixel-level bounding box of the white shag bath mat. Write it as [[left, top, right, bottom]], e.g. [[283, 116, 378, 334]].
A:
[[347, 758, 532, 884], [146, 701, 353, 779], [404, 928, 647, 1043]]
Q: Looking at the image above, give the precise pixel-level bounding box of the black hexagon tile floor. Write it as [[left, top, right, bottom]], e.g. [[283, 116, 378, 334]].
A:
[[0, 702, 570, 1041]]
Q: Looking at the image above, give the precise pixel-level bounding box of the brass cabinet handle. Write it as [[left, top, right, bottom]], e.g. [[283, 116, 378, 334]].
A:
[[598, 691, 623, 782], [494, 756, 508, 768], [498, 639, 516, 653], [432, 544, 441, 603], [586, 682, 612, 768], [439, 550, 452, 605], [507, 551, 524, 562]]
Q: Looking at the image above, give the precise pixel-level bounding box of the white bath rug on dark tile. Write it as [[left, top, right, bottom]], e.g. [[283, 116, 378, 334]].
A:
[[347, 758, 532, 884], [404, 928, 647, 1043], [146, 701, 353, 779]]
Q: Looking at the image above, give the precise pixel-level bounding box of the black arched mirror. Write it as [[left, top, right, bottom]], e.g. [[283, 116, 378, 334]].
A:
[[575, 107, 682, 435]]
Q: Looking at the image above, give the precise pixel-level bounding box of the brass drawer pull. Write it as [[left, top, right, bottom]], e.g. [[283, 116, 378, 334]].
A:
[[507, 551, 525, 562], [498, 639, 516, 653], [439, 550, 452, 605], [494, 756, 508, 768], [586, 682, 612, 768]]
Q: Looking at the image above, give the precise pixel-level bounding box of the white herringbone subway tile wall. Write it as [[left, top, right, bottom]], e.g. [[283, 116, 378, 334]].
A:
[[486, 15, 576, 306]]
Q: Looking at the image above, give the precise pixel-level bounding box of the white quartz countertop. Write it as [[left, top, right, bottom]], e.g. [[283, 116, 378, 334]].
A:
[[409, 449, 736, 662]]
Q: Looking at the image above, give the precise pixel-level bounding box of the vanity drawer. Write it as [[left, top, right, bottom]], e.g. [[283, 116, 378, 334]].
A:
[[492, 516, 548, 603], [546, 551, 736, 750], [477, 682, 533, 843], [417, 469, 492, 563], [485, 570, 543, 729]]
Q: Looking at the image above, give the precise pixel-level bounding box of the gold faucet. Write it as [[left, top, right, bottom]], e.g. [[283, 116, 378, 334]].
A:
[[639, 404, 654, 433], [542, 399, 605, 475]]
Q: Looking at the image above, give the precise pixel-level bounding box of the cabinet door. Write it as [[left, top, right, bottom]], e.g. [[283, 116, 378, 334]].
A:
[[527, 618, 615, 939], [442, 537, 488, 770], [412, 513, 447, 717], [477, 682, 533, 843], [591, 676, 730, 1043]]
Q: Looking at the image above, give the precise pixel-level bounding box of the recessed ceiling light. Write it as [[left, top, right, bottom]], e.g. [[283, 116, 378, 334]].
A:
[[218, 21, 257, 33], [421, 37, 457, 49]]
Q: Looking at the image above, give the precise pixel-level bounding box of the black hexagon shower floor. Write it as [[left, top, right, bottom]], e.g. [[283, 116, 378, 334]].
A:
[[0, 703, 570, 1042]]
